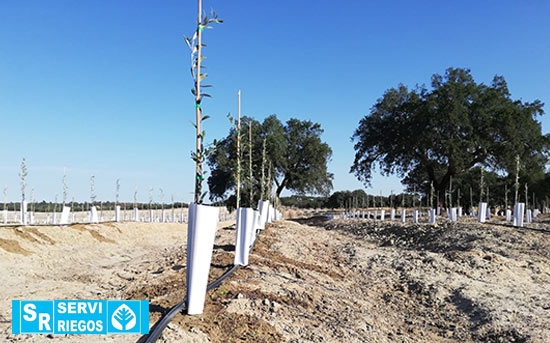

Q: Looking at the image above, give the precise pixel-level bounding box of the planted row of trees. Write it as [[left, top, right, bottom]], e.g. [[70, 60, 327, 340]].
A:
[[2, 201, 188, 212], [281, 181, 550, 210], [4, 158, 184, 213]]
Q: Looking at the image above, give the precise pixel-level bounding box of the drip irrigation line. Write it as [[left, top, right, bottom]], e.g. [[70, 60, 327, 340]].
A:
[[144, 265, 239, 343], [143, 296, 188, 343], [144, 228, 262, 343], [207, 264, 239, 291]]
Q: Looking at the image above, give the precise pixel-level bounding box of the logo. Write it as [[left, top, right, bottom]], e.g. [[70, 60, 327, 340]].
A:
[[111, 304, 136, 331], [12, 300, 149, 335]]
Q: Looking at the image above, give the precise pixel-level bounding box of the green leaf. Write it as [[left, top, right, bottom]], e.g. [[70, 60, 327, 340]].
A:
[[202, 115, 211, 121], [199, 73, 207, 82], [184, 36, 192, 49]]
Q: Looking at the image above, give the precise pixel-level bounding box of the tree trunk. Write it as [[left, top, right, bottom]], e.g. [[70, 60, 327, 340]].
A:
[[427, 165, 454, 209], [275, 176, 288, 199]]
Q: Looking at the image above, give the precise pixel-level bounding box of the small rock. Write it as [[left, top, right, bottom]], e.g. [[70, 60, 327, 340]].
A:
[[237, 293, 244, 299], [272, 301, 280, 311]]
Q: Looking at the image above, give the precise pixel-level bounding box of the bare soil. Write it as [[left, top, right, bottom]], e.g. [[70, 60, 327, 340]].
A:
[[1, 213, 549, 342]]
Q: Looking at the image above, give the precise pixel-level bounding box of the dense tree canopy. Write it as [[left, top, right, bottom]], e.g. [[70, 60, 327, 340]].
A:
[[351, 68, 548, 206], [207, 115, 333, 207]]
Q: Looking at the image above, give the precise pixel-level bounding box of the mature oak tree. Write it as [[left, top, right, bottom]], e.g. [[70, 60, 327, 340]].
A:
[[207, 114, 333, 206], [351, 68, 548, 206]]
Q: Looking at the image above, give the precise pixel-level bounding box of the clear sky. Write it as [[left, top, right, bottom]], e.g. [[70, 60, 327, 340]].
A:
[[1, 0, 549, 203]]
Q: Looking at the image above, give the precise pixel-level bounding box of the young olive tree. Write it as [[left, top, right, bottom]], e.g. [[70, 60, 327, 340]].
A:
[[19, 158, 28, 203], [62, 167, 68, 207], [90, 175, 96, 206], [115, 178, 120, 208], [3, 185, 7, 212], [185, 0, 222, 204]]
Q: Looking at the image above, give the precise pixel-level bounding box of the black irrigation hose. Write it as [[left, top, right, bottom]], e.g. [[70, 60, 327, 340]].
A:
[[144, 265, 240, 343], [143, 296, 189, 343], [144, 228, 262, 343], [207, 264, 240, 292]]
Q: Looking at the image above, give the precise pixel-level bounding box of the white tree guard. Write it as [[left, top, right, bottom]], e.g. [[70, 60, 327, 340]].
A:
[[449, 208, 458, 222], [60, 206, 71, 225], [20, 201, 27, 225], [186, 203, 220, 315], [115, 205, 121, 222], [90, 206, 99, 224], [506, 209, 512, 222], [413, 210, 419, 223], [258, 200, 270, 230], [477, 203, 487, 223], [234, 208, 255, 266], [429, 209, 436, 224], [513, 203, 525, 227]]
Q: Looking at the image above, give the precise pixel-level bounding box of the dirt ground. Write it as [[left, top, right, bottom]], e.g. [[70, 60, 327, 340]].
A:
[[0, 212, 549, 342]]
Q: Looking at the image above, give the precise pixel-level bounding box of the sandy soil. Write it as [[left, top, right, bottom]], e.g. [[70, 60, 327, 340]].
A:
[[0, 212, 549, 342]]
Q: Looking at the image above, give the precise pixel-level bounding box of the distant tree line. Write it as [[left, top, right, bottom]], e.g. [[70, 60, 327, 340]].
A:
[[280, 190, 420, 209], [280, 178, 550, 210]]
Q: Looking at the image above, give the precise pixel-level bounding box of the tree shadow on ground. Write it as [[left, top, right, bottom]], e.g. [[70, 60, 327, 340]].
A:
[[213, 244, 234, 252], [450, 289, 490, 329], [288, 215, 331, 227]]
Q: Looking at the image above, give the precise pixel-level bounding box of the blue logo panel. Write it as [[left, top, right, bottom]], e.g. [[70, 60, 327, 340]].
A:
[[13, 300, 54, 334], [12, 300, 149, 335]]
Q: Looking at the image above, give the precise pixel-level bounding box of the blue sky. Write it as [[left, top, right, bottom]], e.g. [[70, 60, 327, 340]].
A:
[[1, 0, 549, 203]]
